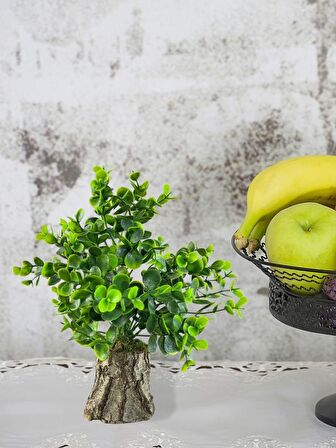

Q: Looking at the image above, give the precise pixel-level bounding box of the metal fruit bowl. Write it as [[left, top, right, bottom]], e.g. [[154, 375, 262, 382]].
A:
[[231, 235, 336, 335]]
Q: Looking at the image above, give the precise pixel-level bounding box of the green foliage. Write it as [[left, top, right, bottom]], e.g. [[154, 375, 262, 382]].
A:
[[13, 167, 247, 368]]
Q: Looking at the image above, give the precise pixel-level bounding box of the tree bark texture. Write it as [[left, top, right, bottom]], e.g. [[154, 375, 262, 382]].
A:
[[84, 339, 155, 424]]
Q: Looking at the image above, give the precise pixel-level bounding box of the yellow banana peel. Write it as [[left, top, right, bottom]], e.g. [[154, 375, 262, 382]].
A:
[[235, 155, 336, 250]]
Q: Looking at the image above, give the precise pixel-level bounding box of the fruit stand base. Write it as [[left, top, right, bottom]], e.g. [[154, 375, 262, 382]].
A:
[[84, 339, 154, 424], [315, 394, 336, 427], [268, 280, 336, 428]]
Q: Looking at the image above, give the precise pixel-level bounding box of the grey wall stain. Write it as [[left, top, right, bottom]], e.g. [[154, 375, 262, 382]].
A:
[[18, 129, 40, 160], [222, 111, 302, 218], [31, 149, 82, 196], [126, 9, 144, 58], [315, 0, 336, 154], [110, 59, 120, 78]]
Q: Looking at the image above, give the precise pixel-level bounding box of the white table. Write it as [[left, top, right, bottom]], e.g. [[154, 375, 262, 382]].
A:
[[1, 358, 336, 447]]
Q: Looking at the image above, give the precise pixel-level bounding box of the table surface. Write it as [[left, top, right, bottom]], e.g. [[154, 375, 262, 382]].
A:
[[2, 358, 336, 448]]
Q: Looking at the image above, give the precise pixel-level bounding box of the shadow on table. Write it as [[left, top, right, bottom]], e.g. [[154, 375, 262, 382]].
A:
[[150, 376, 176, 421]]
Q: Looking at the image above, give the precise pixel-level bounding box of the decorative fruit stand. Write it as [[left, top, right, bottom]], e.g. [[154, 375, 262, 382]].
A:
[[232, 236, 336, 428]]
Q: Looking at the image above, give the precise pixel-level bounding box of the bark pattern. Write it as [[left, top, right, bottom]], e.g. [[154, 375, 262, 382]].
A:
[[84, 341, 154, 424]]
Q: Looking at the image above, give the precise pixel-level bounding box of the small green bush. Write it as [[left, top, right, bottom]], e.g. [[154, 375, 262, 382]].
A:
[[13, 166, 247, 370]]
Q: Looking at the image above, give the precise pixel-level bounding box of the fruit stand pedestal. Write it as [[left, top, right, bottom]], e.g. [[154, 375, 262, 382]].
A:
[[232, 236, 336, 428]]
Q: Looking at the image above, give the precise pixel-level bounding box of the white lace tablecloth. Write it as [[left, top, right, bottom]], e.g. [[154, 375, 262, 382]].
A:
[[2, 358, 336, 448]]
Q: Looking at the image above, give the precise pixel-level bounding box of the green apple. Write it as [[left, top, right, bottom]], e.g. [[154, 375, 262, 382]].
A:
[[265, 202, 336, 295]]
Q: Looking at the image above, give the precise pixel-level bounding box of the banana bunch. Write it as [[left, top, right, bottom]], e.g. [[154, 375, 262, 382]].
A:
[[235, 155, 336, 252]]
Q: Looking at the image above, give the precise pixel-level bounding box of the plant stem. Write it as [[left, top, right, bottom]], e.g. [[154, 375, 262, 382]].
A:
[[186, 307, 229, 315], [196, 289, 230, 298]]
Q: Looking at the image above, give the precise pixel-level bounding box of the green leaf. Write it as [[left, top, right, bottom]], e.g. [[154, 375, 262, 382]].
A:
[[127, 286, 139, 299], [70, 270, 80, 283], [236, 296, 248, 307], [231, 287, 245, 298], [69, 299, 80, 310], [187, 241, 196, 251], [195, 316, 209, 330], [45, 234, 57, 244], [173, 315, 182, 331], [58, 268, 71, 282], [147, 297, 156, 314], [181, 359, 196, 372], [89, 246, 102, 257], [125, 250, 142, 269], [98, 233, 109, 244], [98, 298, 116, 313], [181, 333, 188, 349], [206, 244, 214, 254], [71, 289, 91, 300], [226, 305, 234, 315], [58, 282, 74, 297], [94, 342, 109, 361], [21, 279, 33, 286], [90, 266, 102, 277], [113, 273, 130, 291], [178, 302, 187, 313], [211, 260, 231, 271], [187, 259, 204, 274], [34, 257, 44, 266], [41, 262, 54, 278], [75, 208, 85, 221], [120, 217, 134, 230], [148, 335, 157, 353], [48, 275, 60, 286], [176, 254, 188, 268], [227, 299, 235, 308], [132, 298, 144, 310], [142, 269, 161, 290], [106, 325, 117, 343], [129, 227, 144, 243], [184, 288, 194, 304], [96, 254, 109, 273], [146, 314, 158, 333], [236, 309, 242, 318], [112, 314, 129, 327], [163, 183, 171, 195], [107, 288, 122, 303], [90, 196, 100, 208], [117, 186, 133, 204], [68, 254, 81, 268], [108, 254, 118, 270], [95, 167, 110, 183], [167, 300, 179, 314], [19, 261, 33, 276], [68, 221, 82, 233], [84, 274, 105, 285], [187, 326, 198, 337], [94, 285, 107, 299], [12, 266, 22, 276], [102, 307, 123, 321], [72, 242, 85, 253], [188, 251, 199, 263], [130, 171, 140, 181], [164, 335, 178, 354], [158, 335, 166, 354], [155, 285, 171, 295], [193, 339, 208, 350], [172, 282, 183, 291]]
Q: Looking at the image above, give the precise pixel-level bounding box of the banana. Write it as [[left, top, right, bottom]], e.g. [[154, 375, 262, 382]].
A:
[[235, 155, 336, 250], [246, 218, 270, 253]]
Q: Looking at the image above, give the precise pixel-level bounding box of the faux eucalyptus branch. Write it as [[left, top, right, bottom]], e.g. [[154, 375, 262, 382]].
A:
[[13, 167, 247, 371]]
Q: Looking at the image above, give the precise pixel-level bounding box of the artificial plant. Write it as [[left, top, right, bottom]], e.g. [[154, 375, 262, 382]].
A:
[[13, 166, 247, 423]]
